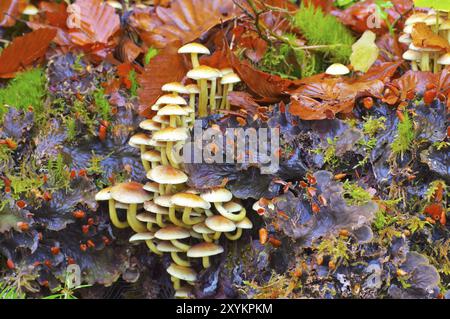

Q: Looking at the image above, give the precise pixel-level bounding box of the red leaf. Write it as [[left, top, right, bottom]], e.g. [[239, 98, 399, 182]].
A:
[[138, 44, 189, 116], [0, 28, 57, 78]]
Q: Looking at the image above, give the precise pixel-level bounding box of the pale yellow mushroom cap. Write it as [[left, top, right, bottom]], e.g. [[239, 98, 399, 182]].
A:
[[236, 217, 253, 229], [437, 53, 450, 65], [325, 63, 350, 76], [110, 182, 152, 204], [154, 195, 174, 208], [106, 0, 123, 10], [155, 94, 187, 106], [95, 187, 112, 201], [200, 188, 232, 203], [223, 201, 243, 213], [157, 104, 189, 116], [402, 50, 422, 61], [144, 200, 170, 214], [155, 226, 190, 240], [192, 222, 214, 234], [157, 241, 183, 252], [185, 84, 200, 94], [136, 212, 156, 223], [205, 215, 236, 232], [187, 65, 221, 80], [167, 263, 197, 281], [139, 119, 161, 131], [129, 232, 155, 242], [129, 133, 152, 146], [147, 165, 188, 184], [220, 72, 241, 85], [187, 242, 224, 258], [171, 193, 211, 209], [161, 82, 188, 94], [22, 4, 39, 15], [142, 150, 162, 162], [178, 43, 210, 55]]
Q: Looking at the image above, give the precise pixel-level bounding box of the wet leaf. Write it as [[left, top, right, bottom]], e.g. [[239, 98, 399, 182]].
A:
[[411, 23, 450, 51]]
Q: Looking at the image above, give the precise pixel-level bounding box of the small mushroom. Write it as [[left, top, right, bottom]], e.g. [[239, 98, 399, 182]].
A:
[[141, 150, 161, 169], [325, 63, 350, 76], [129, 232, 162, 255], [187, 66, 221, 117], [95, 187, 129, 229], [192, 222, 215, 242], [155, 226, 191, 251], [22, 4, 39, 15], [201, 188, 245, 221], [155, 194, 187, 227], [187, 242, 224, 268], [205, 68, 221, 112], [152, 127, 188, 168], [167, 263, 197, 290], [219, 73, 241, 110], [161, 82, 188, 96], [185, 84, 200, 123], [171, 193, 210, 225], [205, 215, 236, 240], [157, 104, 189, 128], [139, 119, 161, 132], [110, 182, 152, 233], [147, 165, 188, 196], [225, 217, 253, 241], [129, 133, 153, 171], [178, 43, 210, 68], [437, 53, 450, 70], [157, 241, 191, 267], [402, 50, 422, 71], [144, 200, 169, 228], [136, 212, 157, 232]]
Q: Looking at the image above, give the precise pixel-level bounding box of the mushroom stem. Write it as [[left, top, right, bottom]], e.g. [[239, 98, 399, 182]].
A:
[[214, 203, 246, 222], [127, 203, 147, 233], [199, 79, 208, 117], [169, 115, 177, 128], [202, 234, 213, 242], [156, 213, 166, 227], [165, 184, 172, 194], [202, 256, 211, 268], [169, 207, 186, 227], [166, 141, 179, 168], [108, 199, 129, 228], [158, 183, 165, 195], [213, 231, 221, 240], [411, 61, 418, 71], [226, 84, 234, 110], [146, 222, 155, 232], [190, 53, 200, 68], [225, 228, 243, 241], [171, 252, 191, 267], [209, 79, 217, 112], [146, 240, 163, 255], [189, 93, 196, 123], [170, 239, 190, 252], [171, 276, 181, 290], [421, 53, 430, 71], [182, 207, 204, 225], [220, 84, 228, 109], [159, 147, 169, 166], [140, 145, 151, 172]]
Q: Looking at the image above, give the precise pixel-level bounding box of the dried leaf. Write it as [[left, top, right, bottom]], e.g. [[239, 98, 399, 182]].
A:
[[134, 0, 241, 48], [411, 23, 450, 51], [0, 28, 57, 78], [137, 44, 189, 116], [67, 0, 120, 46]]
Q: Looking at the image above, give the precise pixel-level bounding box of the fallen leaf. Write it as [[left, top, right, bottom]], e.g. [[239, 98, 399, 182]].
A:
[[411, 23, 450, 51], [67, 0, 120, 46], [0, 28, 57, 78], [137, 44, 189, 116], [350, 30, 380, 73]]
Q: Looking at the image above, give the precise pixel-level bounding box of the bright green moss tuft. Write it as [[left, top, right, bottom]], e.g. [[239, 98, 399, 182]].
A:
[[391, 111, 414, 157]]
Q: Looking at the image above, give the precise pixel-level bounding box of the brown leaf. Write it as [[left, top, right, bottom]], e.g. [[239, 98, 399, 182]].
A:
[[67, 0, 120, 46], [0, 0, 27, 27], [0, 28, 57, 78], [133, 0, 241, 48], [137, 44, 189, 116], [411, 23, 450, 51]]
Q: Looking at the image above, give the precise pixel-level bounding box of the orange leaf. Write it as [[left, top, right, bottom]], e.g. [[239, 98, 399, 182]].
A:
[[0, 28, 57, 78], [411, 23, 450, 51], [132, 0, 242, 48], [137, 44, 189, 116], [0, 0, 27, 27], [67, 0, 120, 46]]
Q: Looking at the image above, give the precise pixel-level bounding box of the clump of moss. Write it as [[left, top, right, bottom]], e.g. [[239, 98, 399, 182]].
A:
[[342, 180, 372, 206], [292, 2, 355, 63], [0, 68, 46, 123], [46, 153, 71, 191], [93, 88, 111, 121], [391, 111, 414, 157], [317, 235, 351, 266], [144, 47, 158, 65]]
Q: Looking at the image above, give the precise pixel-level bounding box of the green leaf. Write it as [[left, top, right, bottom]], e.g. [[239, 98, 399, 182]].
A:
[[350, 31, 380, 73], [414, 0, 450, 11]]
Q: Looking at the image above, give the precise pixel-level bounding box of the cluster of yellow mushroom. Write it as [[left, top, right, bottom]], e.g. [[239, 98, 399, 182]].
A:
[[95, 42, 251, 298], [401, 10, 450, 72]]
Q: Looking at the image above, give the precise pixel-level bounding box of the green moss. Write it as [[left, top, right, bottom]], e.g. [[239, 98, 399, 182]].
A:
[[391, 111, 414, 157], [317, 235, 350, 265], [93, 88, 111, 121], [46, 153, 71, 191], [293, 2, 355, 63], [144, 47, 159, 65], [65, 117, 77, 142], [363, 116, 386, 136], [129, 69, 139, 97], [342, 180, 372, 206], [0, 68, 46, 123]]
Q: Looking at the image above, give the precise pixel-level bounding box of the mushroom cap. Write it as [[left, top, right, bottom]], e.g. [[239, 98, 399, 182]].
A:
[[236, 217, 253, 229], [161, 82, 188, 94], [220, 72, 241, 84], [187, 66, 221, 80], [185, 84, 200, 94], [152, 115, 170, 124], [148, 139, 166, 148], [143, 182, 160, 193], [171, 193, 211, 209], [115, 201, 129, 209], [437, 53, 450, 65], [147, 165, 188, 184], [152, 127, 188, 142], [136, 212, 157, 223], [405, 13, 428, 25], [23, 4, 39, 15], [398, 34, 412, 44], [155, 225, 190, 240], [139, 119, 161, 131], [129, 232, 155, 242], [220, 67, 233, 76], [128, 141, 139, 148], [252, 201, 263, 211], [424, 15, 443, 26], [110, 182, 152, 204], [402, 50, 422, 61], [325, 63, 350, 76], [144, 200, 169, 214], [205, 215, 236, 232], [129, 133, 152, 146], [200, 188, 232, 203], [192, 222, 214, 234], [167, 263, 197, 281], [106, 0, 123, 10], [187, 242, 223, 258], [182, 106, 195, 113], [185, 188, 200, 194], [157, 104, 189, 116], [142, 150, 162, 162], [409, 43, 441, 52], [155, 94, 187, 106], [95, 187, 112, 201], [178, 43, 210, 55], [154, 195, 174, 208], [223, 201, 243, 213], [157, 241, 183, 252], [403, 24, 414, 34]]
